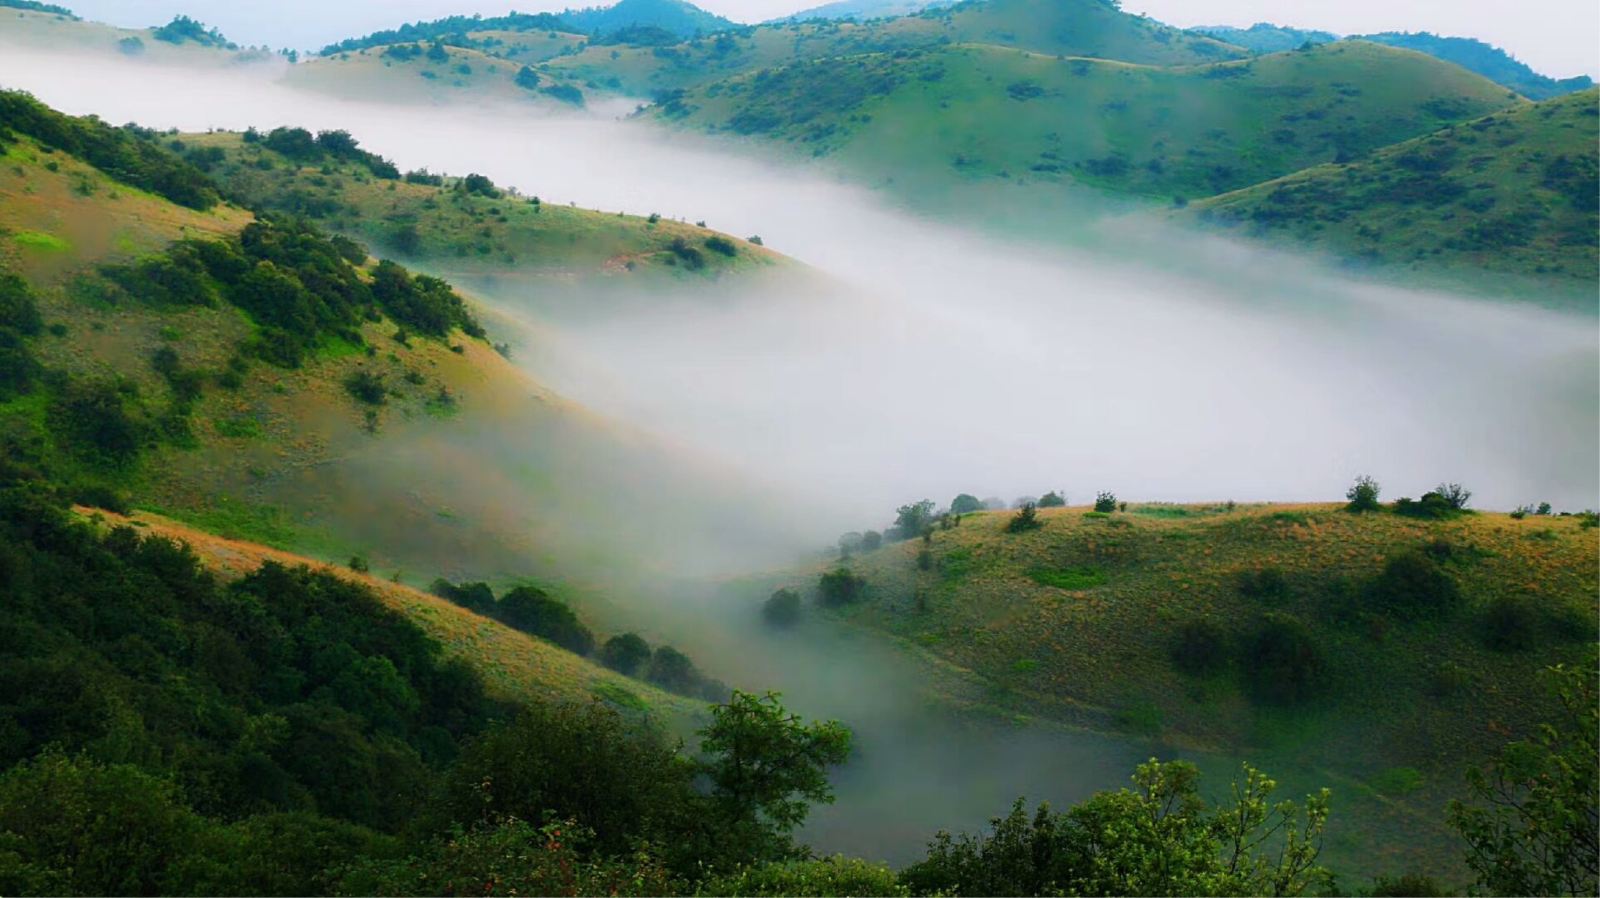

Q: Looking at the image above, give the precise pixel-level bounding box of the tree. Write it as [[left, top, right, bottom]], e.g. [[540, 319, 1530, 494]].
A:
[[1369, 552, 1460, 620], [901, 759, 1330, 897], [1435, 482, 1472, 511], [1038, 491, 1066, 508], [600, 633, 652, 676], [950, 494, 983, 515], [1007, 503, 1041, 533], [817, 568, 865, 607], [497, 586, 595, 656], [763, 589, 801, 628], [1093, 491, 1118, 513], [1449, 658, 1598, 897], [646, 645, 701, 695], [893, 500, 935, 541], [1346, 475, 1381, 512], [696, 692, 852, 862], [514, 65, 542, 90]]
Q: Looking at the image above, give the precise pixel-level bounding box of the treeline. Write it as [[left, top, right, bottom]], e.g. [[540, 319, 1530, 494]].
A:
[[0, 90, 219, 210], [319, 12, 575, 56], [0, 472, 855, 895], [432, 579, 728, 701], [0, 0, 76, 17], [240, 126, 402, 180]]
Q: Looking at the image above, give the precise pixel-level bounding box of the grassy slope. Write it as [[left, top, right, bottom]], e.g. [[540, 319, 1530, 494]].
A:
[[659, 40, 1521, 198], [76, 505, 697, 720], [3, 127, 706, 729], [0, 7, 276, 66], [800, 502, 1595, 757], [490, 0, 1245, 99], [1187, 89, 1599, 296], [284, 42, 591, 107], [783, 502, 1596, 879], [185, 132, 779, 279]]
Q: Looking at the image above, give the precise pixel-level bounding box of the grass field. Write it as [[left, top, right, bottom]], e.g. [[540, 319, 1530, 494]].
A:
[[1188, 88, 1599, 302], [656, 41, 1520, 200]]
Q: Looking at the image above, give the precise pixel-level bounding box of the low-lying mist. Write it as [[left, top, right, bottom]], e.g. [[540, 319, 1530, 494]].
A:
[[2, 46, 1594, 872]]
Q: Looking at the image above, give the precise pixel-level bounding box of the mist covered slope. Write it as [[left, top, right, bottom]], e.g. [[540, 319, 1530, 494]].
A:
[[655, 40, 1520, 199], [183, 130, 778, 280], [1187, 89, 1599, 304], [754, 499, 1598, 874]]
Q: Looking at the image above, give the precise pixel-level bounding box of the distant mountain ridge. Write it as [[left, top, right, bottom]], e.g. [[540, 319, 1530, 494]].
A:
[[776, 0, 953, 23], [1190, 23, 1594, 100], [559, 0, 735, 39]]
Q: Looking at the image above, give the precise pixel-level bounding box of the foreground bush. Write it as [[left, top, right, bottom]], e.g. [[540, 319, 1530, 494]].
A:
[[705, 856, 907, 896]]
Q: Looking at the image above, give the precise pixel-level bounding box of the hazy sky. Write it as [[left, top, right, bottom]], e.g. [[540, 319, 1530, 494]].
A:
[[59, 0, 1600, 77]]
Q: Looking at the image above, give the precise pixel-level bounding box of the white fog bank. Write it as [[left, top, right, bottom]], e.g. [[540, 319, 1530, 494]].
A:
[[1, 47, 1595, 532]]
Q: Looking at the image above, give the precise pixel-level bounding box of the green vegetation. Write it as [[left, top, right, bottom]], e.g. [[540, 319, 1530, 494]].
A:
[[0, 90, 220, 210], [319, 12, 576, 56], [1190, 90, 1599, 297], [0, 1, 78, 17], [656, 40, 1516, 199], [902, 760, 1330, 897], [151, 14, 235, 49]]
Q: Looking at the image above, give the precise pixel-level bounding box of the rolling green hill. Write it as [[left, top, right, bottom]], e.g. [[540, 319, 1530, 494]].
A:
[[179, 129, 776, 279], [1188, 89, 1599, 301], [656, 40, 1521, 199], [1191, 24, 1596, 101], [761, 500, 1597, 879], [560, 0, 735, 39]]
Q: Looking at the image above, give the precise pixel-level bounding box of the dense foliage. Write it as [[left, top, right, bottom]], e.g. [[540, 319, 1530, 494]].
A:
[[0, 90, 220, 209], [902, 760, 1331, 897]]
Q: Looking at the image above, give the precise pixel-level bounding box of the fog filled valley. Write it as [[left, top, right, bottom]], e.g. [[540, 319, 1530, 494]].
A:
[[0, 4, 1597, 896]]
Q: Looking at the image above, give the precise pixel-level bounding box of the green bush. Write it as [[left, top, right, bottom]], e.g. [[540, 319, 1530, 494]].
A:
[[762, 589, 801, 628], [1346, 475, 1381, 512], [1243, 613, 1323, 704], [1238, 566, 1289, 601], [1369, 552, 1460, 620], [497, 586, 595, 656], [600, 632, 652, 675], [1004, 503, 1040, 533], [817, 567, 865, 607], [1482, 594, 1540, 652], [950, 493, 983, 515], [343, 370, 387, 406], [1093, 491, 1118, 513], [705, 235, 738, 257], [1038, 491, 1066, 508], [1171, 618, 1229, 675], [705, 856, 907, 896]]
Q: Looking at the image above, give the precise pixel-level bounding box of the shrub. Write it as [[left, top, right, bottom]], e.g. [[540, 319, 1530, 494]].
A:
[[431, 579, 496, 615], [1346, 475, 1381, 512], [707, 856, 907, 896], [1392, 491, 1460, 520], [705, 236, 738, 257], [0, 272, 43, 335], [762, 589, 801, 628], [893, 500, 935, 542], [1006, 503, 1041, 533], [1093, 491, 1117, 513], [1243, 614, 1322, 704], [1238, 566, 1289, 601], [49, 379, 144, 465], [1037, 491, 1066, 508], [1171, 619, 1229, 675], [859, 530, 882, 551], [644, 645, 701, 694], [1435, 482, 1471, 511], [817, 568, 865, 607], [343, 370, 386, 405], [1369, 552, 1460, 620], [600, 633, 652, 676], [1482, 594, 1540, 652], [917, 548, 933, 571]]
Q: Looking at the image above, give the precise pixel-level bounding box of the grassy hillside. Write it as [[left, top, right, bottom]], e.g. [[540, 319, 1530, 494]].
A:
[[1188, 89, 1599, 299], [181, 130, 777, 279], [784, 500, 1595, 756], [287, 41, 595, 108], [80, 505, 697, 718], [0, 6, 278, 66], [560, 0, 736, 39], [915, 0, 1243, 64], [657, 40, 1521, 199], [765, 500, 1596, 877]]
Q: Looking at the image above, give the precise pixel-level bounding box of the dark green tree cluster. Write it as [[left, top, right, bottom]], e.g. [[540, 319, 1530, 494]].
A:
[[257, 127, 401, 179], [318, 12, 573, 55], [0, 90, 220, 209], [0, 474, 855, 894], [0, 272, 42, 401], [151, 15, 235, 48], [96, 218, 481, 366]]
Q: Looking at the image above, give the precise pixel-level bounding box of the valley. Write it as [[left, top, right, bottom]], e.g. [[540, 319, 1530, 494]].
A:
[[0, 0, 1595, 896]]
